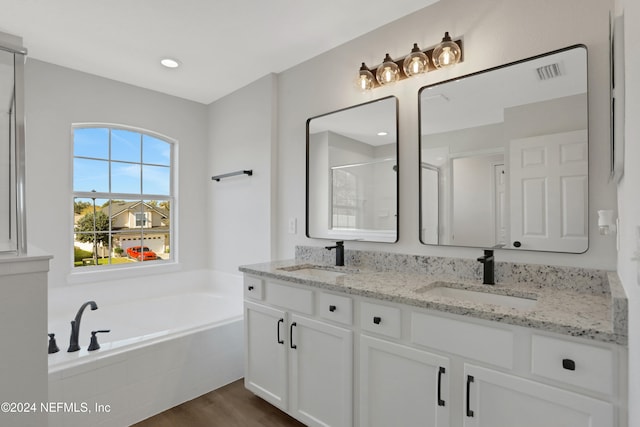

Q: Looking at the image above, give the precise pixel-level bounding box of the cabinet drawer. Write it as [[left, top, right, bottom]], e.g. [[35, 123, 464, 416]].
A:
[[411, 312, 514, 369], [244, 276, 263, 300], [318, 292, 353, 326], [360, 302, 401, 339], [265, 282, 314, 315], [531, 334, 614, 395]]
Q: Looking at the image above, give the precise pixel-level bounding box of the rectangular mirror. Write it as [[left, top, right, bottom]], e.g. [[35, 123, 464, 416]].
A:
[[419, 45, 588, 253], [307, 96, 398, 243]]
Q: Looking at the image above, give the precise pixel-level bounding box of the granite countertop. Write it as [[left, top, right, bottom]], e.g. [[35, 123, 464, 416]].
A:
[[239, 259, 628, 346]]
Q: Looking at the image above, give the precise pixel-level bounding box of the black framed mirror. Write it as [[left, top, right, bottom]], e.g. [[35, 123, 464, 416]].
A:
[[419, 45, 588, 253], [307, 96, 398, 243]]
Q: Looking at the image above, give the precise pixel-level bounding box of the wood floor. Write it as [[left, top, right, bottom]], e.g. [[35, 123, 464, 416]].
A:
[[132, 379, 306, 427]]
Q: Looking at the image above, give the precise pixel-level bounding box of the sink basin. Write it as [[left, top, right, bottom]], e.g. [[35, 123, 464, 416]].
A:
[[426, 286, 537, 310], [277, 264, 348, 279]]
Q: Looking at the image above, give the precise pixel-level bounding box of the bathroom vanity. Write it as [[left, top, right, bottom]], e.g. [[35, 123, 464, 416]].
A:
[[240, 248, 627, 427]]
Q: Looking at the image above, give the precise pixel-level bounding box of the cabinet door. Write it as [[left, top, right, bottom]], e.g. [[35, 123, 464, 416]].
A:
[[360, 335, 450, 427], [289, 314, 353, 427], [244, 301, 288, 411], [464, 364, 613, 427]]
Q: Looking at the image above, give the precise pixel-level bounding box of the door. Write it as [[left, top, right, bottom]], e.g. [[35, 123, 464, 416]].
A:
[[360, 335, 450, 427], [509, 129, 588, 252], [289, 314, 353, 427], [244, 301, 288, 411], [463, 364, 613, 427]]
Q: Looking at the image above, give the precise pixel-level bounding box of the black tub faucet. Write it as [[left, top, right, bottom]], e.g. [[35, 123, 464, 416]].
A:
[[325, 241, 344, 266], [67, 301, 98, 352], [477, 250, 495, 285]]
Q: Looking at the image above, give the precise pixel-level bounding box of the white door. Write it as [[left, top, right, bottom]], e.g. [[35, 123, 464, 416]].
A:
[[494, 164, 507, 246], [244, 302, 288, 411], [421, 165, 440, 244], [509, 129, 588, 252], [463, 364, 613, 427], [360, 335, 450, 427], [289, 314, 353, 427]]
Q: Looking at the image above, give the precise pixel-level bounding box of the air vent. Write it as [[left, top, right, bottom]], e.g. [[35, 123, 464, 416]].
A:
[[536, 63, 562, 81]]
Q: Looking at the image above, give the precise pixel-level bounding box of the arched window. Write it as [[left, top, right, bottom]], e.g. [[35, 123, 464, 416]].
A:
[[72, 125, 174, 268]]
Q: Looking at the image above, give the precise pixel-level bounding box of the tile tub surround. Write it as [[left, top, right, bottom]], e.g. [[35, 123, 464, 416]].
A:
[[240, 247, 627, 345]]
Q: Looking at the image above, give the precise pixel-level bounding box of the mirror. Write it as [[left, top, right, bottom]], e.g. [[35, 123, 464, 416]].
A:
[[419, 45, 588, 253], [307, 96, 398, 243]]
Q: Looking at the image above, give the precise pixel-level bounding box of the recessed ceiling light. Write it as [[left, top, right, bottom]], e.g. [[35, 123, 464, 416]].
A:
[[160, 58, 181, 69], [377, 131, 388, 136]]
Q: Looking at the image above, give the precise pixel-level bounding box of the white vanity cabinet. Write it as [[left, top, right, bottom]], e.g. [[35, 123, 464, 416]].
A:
[[359, 335, 450, 427], [463, 364, 613, 427], [243, 277, 353, 427]]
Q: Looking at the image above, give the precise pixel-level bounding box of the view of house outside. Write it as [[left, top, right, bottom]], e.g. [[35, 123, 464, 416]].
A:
[[72, 127, 173, 267]]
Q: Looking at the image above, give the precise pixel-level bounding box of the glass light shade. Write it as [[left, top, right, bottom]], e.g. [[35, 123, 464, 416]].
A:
[[376, 54, 400, 85], [432, 32, 461, 69], [357, 63, 375, 91], [403, 43, 429, 76]]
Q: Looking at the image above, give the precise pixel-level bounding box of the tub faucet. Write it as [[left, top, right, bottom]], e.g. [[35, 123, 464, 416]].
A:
[[325, 241, 344, 266], [477, 250, 495, 285], [67, 301, 98, 352]]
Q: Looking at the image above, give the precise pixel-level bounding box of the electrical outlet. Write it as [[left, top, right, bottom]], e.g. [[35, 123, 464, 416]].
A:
[[288, 217, 297, 234]]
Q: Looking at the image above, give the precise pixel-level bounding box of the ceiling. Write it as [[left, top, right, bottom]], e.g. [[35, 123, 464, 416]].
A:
[[0, 0, 438, 105]]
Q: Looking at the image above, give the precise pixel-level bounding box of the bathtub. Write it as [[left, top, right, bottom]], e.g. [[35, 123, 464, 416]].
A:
[[47, 269, 244, 427]]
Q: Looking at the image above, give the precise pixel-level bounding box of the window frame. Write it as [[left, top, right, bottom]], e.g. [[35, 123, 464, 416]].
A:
[[71, 123, 178, 275]]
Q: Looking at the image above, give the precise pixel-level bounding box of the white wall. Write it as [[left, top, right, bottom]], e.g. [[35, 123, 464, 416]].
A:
[[24, 60, 209, 287], [276, 0, 616, 270], [615, 0, 639, 425], [207, 74, 277, 275]]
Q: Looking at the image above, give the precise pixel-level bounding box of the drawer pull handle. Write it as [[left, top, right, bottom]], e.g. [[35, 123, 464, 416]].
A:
[[329, 305, 337, 312], [290, 322, 297, 349], [437, 366, 446, 407], [562, 358, 576, 371], [373, 316, 382, 325], [248, 285, 254, 291], [277, 318, 284, 345], [466, 375, 474, 417]]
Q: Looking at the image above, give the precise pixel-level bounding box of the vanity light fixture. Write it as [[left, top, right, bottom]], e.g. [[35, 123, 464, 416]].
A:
[[160, 58, 181, 69], [376, 53, 401, 85], [358, 33, 463, 90]]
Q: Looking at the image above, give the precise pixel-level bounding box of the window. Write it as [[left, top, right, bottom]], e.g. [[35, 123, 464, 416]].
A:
[[73, 126, 174, 268]]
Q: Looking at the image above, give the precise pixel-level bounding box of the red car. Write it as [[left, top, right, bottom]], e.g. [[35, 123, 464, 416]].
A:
[[126, 246, 158, 261]]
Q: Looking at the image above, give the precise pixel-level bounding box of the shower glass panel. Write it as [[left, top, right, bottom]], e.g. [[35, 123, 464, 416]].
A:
[[0, 38, 27, 254]]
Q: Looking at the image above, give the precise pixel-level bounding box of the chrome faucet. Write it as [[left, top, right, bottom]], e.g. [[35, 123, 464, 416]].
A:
[[325, 241, 344, 266], [477, 250, 495, 285], [67, 301, 98, 352]]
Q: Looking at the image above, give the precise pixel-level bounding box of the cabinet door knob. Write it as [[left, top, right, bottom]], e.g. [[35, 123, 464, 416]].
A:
[[277, 318, 284, 345], [329, 305, 337, 312], [437, 366, 446, 407], [290, 322, 297, 349], [248, 285, 254, 291], [373, 316, 382, 325], [562, 358, 576, 371], [466, 375, 474, 417]]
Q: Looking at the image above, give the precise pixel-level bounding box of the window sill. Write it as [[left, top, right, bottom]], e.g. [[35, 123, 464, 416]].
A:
[[67, 261, 182, 285]]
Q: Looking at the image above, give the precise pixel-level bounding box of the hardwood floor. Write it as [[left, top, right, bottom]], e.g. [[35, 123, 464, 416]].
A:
[[132, 379, 306, 427]]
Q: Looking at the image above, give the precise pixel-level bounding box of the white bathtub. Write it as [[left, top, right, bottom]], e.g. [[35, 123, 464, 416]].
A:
[[47, 270, 244, 427]]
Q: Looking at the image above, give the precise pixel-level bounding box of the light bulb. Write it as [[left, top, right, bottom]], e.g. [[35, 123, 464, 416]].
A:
[[432, 32, 461, 69], [376, 54, 400, 85], [357, 63, 375, 91], [403, 43, 429, 77]]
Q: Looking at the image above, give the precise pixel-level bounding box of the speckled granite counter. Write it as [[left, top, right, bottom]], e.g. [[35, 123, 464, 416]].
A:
[[239, 247, 628, 346]]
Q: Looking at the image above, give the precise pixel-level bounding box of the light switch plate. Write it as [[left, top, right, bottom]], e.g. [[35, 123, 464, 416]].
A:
[[288, 217, 297, 234]]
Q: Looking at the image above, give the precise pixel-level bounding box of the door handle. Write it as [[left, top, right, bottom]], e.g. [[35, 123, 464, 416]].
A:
[[290, 322, 297, 349], [437, 366, 446, 406], [466, 375, 474, 417], [277, 318, 284, 344]]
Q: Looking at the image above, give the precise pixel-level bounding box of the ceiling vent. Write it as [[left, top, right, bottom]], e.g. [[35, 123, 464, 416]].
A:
[[536, 63, 562, 81]]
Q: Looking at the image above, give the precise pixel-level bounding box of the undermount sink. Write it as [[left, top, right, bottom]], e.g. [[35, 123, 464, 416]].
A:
[[426, 285, 537, 310], [278, 264, 348, 279]]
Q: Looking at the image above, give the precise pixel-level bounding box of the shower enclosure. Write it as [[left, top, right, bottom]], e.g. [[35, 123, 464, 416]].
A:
[[0, 32, 27, 254]]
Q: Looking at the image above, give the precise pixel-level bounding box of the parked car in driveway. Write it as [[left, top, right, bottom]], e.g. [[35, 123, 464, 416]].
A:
[[126, 246, 158, 261]]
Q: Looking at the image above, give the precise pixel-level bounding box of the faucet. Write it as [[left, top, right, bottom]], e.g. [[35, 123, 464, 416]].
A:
[[325, 241, 344, 266], [67, 301, 98, 352], [477, 250, 495, 285]]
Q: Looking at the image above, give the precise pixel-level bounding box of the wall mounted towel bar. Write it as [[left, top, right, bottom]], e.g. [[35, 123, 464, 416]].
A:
[[211, 169, 253, 182]]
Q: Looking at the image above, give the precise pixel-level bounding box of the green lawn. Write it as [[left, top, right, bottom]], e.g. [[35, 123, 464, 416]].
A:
[[73, 257, 135, 267]]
